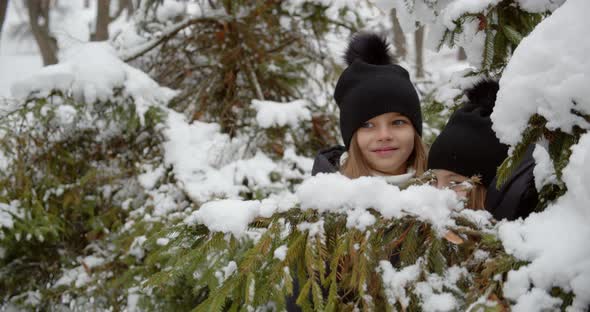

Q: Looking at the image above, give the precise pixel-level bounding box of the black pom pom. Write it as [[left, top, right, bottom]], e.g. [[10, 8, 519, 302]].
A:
[[344, 32, 392, 66], [465, 79, 500, 114]]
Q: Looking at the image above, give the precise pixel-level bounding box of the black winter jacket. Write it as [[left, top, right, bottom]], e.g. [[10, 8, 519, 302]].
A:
[[485, 145, 538, 221], [311, 145, 346, 176]]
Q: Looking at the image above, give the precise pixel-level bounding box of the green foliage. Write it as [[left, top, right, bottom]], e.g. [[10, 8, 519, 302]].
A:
[[0, 91, 166, 305], [114, 206, 522, 311], [438, 0, 547, 76], [135, 0, 355, 157]]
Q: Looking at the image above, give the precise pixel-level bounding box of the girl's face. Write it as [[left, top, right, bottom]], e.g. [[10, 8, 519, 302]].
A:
[[432, 169, 470, 198], [355, 112, 415, 175]]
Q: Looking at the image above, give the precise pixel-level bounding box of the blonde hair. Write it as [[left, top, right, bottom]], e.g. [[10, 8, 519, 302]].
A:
[[340, 131, 427, 179], [466, 183, 487, 210]]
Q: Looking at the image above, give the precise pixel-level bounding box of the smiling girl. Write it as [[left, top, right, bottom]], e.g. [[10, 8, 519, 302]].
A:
[[312, 32, 427, 183]]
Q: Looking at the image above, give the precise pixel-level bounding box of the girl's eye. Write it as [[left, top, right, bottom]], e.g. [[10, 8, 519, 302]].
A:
[[392, 119, 407, 126], [361, 122, 374, 128]]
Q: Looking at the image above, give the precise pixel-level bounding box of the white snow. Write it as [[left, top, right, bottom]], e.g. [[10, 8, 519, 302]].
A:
[[531, 141, 557, 190], [215, 261, 237, 284], [457, 209, 493, 229], [296, 220, 325, 238], [512, 288, 562, 312], [514, 0, 566, 13], [492, 0, 590, 147], [184, 200, 261, 237], [251, 99, 311, 129], [155, 0, 187, 22], [53, 255, 104, 289], [378, 260, 422, 309], [10, 42, 177, 125], [485, 1, 590, 308], [296, 174, 463, 232], [499, 133, 590, 310], [441, 0, 501, 30], [273, 245, 288, 261], [162, 110, 311, 203], [0, 201, 23, 234], [138, 164, 166, 190], [156, 238, 170, 246], [128, 235, 148, 260]]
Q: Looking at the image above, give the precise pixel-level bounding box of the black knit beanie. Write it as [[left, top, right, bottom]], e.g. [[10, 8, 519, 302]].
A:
[[427, 80, 509, 187], [334, 32, 422, 150]]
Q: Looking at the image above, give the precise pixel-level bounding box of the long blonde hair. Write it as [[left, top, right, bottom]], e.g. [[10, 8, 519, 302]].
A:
[[340, 132, 427, 179], [466, 183, 487, 210]]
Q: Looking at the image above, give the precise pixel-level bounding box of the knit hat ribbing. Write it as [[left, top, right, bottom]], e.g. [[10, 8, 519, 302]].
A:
[[427, 80, 508, 187], [334, 33, 422, 150]]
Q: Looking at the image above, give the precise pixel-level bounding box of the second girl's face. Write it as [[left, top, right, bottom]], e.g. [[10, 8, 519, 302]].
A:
[[432, 169, 470, 198], [356, 112, 415, 175]]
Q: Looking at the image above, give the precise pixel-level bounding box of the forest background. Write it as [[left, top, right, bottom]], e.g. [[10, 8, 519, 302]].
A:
[[0, 0, 588, 311]]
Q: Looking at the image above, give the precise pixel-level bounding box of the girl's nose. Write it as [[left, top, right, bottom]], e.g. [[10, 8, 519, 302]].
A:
[[376, 125, 393, 141]]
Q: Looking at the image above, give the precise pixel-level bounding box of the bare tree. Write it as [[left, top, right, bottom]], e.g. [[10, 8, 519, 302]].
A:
[[92, 0, 134, 41], [27, 0, 58, 65], [390, 8, 407, 61], [458, 47, 467, 60], [414, 25, 425, 78], [0, 0, 8, 44], [93, 0, 111, 41]]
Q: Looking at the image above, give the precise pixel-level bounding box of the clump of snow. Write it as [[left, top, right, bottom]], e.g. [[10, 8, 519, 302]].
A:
[[251, 99, 311, 129], [531, 141, 557, 190], [155, 0, 186, 22], [457, 209, 493, 229], [492, 0, 590, 147], [55, 105, 77, 126], [492, 2, 590, 307], [499, 132, 590, 310], [441, 0, 500, 29], [296, 174, 462, 232], [184, 200, 261, 237], [53, 256, 104, 289], [259, 192, 299, 218], [378, 260, 422, 309], [511, 288, 562, 312], [215, 261, 237, 284], [273, 245, 288, 261], [0, 200, 23, 235], [163, 110, 310, 203], [156, 238, 170, 246], [514, 0, 566, 13], [297, 220, 325, 238], [138, 164, 166, 190], [10, 42, 177, 125], [128, 235, 148, 260]]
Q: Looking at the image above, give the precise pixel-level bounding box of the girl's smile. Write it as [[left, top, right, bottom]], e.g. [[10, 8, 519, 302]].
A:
[[356, 112, 415, 175]]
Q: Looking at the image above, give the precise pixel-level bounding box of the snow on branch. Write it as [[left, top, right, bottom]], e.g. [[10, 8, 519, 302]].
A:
[[251, 99, 312, 129], [118, 15, 230, 62], [10, 42, 176, 124]]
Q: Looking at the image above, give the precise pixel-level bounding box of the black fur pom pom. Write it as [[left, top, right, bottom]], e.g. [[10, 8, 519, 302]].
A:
[[344, 32, 392, 66], [465, 79, 500, 113]]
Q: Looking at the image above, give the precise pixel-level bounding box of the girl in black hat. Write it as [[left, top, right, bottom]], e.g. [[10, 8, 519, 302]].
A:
[[427, 80, 509, 209], [312, 32, 427, 183]]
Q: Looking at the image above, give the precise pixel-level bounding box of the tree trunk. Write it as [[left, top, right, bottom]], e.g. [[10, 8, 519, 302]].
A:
[[27, 0, 58, 65], [123, 0, 134, 18], [414, 25, 425, 78], [391, 8, 407, 61], [458, 47, 467, 61], [93, 0, 110, 41], [0, 0, 8, 44]]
